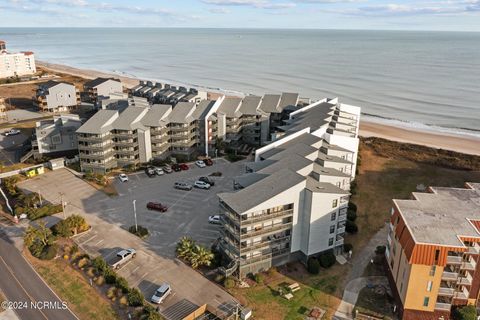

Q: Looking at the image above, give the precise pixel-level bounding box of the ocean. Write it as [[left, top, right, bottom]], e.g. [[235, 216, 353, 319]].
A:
[[1, 28, 479, 136]]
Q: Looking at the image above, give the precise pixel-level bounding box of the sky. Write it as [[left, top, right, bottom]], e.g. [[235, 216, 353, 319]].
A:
[[1, 0, 480, 31]]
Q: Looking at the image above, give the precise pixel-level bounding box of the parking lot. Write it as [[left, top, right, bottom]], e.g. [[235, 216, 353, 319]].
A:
[[18, 159, 246, 319]]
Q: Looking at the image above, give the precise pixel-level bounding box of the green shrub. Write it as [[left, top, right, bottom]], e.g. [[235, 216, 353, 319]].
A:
[[128, 225, 149, 238], [375, 245, 386, 255], [347, 210, 357, 222], [343, 243, 353, 253], [104, 268, 118, 284], [51, 220, 72, 237], [452, 305, 477, 320], [29, 241, 45, 258], [346, 220, 358, 234], [307, 258, 320, 274], [115, 276, 130, 293], [224, 277, 235, 289], [254, 273, 264, 284], [214, 274, 225, 283], [348, 202, 357, 212], [39, 245, 57, 260], [92, 256, 108, 274], [319, 250, 336, 269], [143, 305, 162, 320], [350, 180, 358, 195], [28, 204, 62, 220], [51, 215, 89, 237], [127, 288, 144, 307]]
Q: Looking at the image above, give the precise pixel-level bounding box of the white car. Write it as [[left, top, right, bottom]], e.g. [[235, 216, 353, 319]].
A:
[[208, 215, 221, 224], [154, 167, 164, 176], [195, 160, 206, 168], [151, 283, 171, 304], [4, 129, 20, 136], [118, 173, 128, 182], [194, 180, 210, 189]]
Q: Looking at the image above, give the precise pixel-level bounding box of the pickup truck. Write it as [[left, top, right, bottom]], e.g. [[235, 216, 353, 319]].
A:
[[109, 248, 136, 269]]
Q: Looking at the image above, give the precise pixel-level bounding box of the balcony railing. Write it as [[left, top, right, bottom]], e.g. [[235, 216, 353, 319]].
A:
[[241, 209, 294, 226], [441, 271, 458, 281], [446, 255, 462, 265], [240, 235, 291, 253], [454, 287, 469, 300], [438, 287, 455, 296], [338, 213, 347, 222], [466, 243, 480, 255], [457, 273, 473, 286], [240, 222, 293, 239], [461, 259, 477, 270], [337, 227, 346, 234], [434, 302, 451, 311]]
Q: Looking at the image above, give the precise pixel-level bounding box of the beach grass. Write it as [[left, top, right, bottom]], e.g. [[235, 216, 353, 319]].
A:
[[26, 251, 118, 320]]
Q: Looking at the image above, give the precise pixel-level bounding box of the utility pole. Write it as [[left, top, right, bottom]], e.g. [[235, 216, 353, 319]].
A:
[[60, 192, 66, 219], [38, 189, 42, 206], [133, 200, 137, 232]]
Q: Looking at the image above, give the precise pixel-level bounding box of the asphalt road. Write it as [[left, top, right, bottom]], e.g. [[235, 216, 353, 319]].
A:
[[0, 231, 78, 320]]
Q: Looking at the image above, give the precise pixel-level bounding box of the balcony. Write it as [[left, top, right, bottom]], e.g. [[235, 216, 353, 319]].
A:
[[466, 243, 480, 255], [240, 235, 291, 253], [241, 209, 294, 226], [454, 287, 469, 300], [242, 253, 272, 266], [240, 222, 293, 239], [437, 287, 455, 296], [461, 259, 477, 271], [335, 235, 344, 246], [434, 302, 452, 312], [78, 135, 110, 142], [338, 213, 347, 222], [441, 271, 458, 281], [457, 273, 473, 286], [337, 226, 346, 234], [446, 255, 462, 265]]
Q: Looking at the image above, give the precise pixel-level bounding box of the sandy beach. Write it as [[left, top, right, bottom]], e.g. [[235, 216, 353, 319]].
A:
[[38, 61, 480, 156]]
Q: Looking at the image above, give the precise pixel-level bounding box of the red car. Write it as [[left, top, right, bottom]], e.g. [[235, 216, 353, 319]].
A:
[[179, 163, 189, 170], [146, 202, 168, 212], [203, 158, 213, 166]]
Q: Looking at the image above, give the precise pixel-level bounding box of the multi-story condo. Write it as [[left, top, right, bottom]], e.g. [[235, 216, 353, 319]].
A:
[[238, 95, 269, 146], [32, 114, 82, 158], [34, 80, 80, 112], [217, 98, 360, 278], [0, 97, 7, 121], [386, 182, 480, 320], [259, 92, 299, 133], [83, 77, 123, 104], [0, 40, 36, 79]]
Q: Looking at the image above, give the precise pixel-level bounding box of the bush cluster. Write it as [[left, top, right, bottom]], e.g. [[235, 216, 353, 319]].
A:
[[128, 225, 149, 238], [51, 215, 90, 237], [307, 257, 320, 274], [319, 250, 336, 268], [346, 201, 359, 234], [176, 237, 214, 269]]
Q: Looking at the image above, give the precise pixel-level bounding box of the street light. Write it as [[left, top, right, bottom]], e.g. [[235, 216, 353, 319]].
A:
[[133, 200, 138, 232]]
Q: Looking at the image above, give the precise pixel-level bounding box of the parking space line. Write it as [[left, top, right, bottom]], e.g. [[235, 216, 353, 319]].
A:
[[81, 234, 97, 245], [133, 272, 149, 286], [95, 239, 104, 246], [130, 266, 140, 275]]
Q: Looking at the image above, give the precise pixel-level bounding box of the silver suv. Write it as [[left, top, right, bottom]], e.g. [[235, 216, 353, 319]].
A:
[[174, 182, 192, 191]]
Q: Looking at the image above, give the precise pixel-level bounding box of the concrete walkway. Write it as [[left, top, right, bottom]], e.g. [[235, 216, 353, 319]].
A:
[[333, 224, 389, 319]]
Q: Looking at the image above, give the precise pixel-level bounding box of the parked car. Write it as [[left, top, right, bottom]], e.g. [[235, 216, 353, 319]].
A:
[[194, 181, 211, 190], [195, 160, 206, 168], [203, 158, 213, 166], [145, 166, 155, 177], [4, 129, 21, 136], [171, 164, 181, 172], [147, 202, 168, 212], [118, 174, 128, 182], [179, 163, 189, 170], [109, 248, 136, 269], [199, 176, 215, 186], [154, 167, 164, 176], [162, 166, 173, 174], [208, 215, 221, 224], [174, 182, 193, 191], [151, 283, 171, 304]]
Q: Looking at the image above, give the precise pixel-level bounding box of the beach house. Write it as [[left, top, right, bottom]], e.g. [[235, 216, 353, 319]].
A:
[[83, 77, 123, 104], [34, 80, 80, 112]]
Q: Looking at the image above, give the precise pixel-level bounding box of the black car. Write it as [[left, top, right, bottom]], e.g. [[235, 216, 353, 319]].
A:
[[145, 166, 155, 177], [199, 176, 215, 186], [171, 164, 181, 172]]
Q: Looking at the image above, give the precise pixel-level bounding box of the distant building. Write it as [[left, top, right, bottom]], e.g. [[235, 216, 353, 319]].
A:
[[34, 80, 80, 112], [0, 40, 36, 79], [387, 182, 480, 320], [83, 77, 123, 104], [32, 114, 82, 157], [0, 97, 7, 121]]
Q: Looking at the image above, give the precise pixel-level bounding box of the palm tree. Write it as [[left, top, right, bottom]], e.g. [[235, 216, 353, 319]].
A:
[[176, 237, 194, 261], [67, 214, 88, 235], [190, 245, 214, 269], [23, 220, 52, 247]]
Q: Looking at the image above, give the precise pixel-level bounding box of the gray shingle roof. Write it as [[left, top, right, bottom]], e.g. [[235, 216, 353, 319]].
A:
[[258, 154, 312, 175], [239, 95, 262, 115], [306, 177, 350, 194], [259, 94, 281, 113], [84, 77, 120, 88], [278, 93, 299, 111], [168, 102, 196, 123], [141, 104, 172, 127], [217, 97, 242, 118], [233, 173, 269, 189], [218, 168, 305, 213], [77, 109, 118, 134], [112, 107, 149, 130], [192, 100, 215, 120]]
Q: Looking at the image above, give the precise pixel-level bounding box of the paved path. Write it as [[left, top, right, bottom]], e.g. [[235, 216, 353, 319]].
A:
[[0, 231, 78, 320], [334, 224, 389, 319]]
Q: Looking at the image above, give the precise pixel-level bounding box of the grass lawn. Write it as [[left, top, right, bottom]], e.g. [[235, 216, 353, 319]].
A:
[[354, 286, 394, 319], [228, 138, 480, 319], [26, 252, 119, 320]]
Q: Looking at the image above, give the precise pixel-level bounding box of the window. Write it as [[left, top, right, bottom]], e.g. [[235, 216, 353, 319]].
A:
[[331, 212, 336, 221], [434, 249, 440, 264], [427, 281, 433, 292], [332, 199, 338, 208], [423, 297, 429, 307], [328, 238, 334, 246], [330, 225, 335, 234], [429, 265, 436, 276]]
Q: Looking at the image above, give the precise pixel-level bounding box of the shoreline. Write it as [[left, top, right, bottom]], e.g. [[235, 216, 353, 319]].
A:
[[38, 61, 480, 156]]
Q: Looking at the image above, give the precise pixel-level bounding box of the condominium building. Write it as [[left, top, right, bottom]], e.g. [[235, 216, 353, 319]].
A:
[[217, 98, 360, 278], [83, 77, 123, 104], [0, 40, 36, 79], [387, 182, 480, 320], [34, 81, 80, 112], [32, 114, 82, 157]]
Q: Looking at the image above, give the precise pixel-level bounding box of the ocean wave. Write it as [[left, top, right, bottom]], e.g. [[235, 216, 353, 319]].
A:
[[362, 113, 480, 139]]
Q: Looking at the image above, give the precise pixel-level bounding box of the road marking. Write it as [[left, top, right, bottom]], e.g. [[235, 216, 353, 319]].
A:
[[81, 234, 97, 245], [133, 272, 150, 286], [130, 266, 140, 275], [95, 239, 104, 246], [0, 256, 49, 320]]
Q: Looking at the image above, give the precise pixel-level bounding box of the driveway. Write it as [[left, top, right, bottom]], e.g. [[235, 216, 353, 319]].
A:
[[18, 162, 244, 319]]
